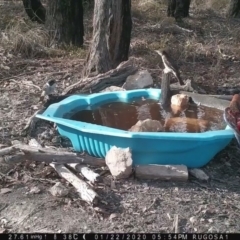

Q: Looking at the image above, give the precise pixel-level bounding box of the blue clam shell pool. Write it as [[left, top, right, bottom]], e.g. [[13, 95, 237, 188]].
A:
[[36, 89, 234, 168]]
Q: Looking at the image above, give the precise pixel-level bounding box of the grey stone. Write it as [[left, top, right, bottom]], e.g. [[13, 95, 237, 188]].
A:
[[101, 86, 126, 92], [49, 182, 69, 197], [129, 119, 163, 132], [189, 169, 209, 181], [122, 70, 153, 90]]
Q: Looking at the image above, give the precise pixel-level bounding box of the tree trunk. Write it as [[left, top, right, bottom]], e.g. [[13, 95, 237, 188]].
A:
[[227, 0, 240, 18], [83, 0, 132, 77], [167, 0, 191, 19], [46, 0, 84, 47], [22, 0, 46, 24]]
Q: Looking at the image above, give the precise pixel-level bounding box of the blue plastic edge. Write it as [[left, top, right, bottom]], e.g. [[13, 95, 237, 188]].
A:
[[36, 88, 235, 141]]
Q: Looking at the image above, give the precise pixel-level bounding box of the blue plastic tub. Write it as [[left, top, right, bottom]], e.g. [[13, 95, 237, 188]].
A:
[[36, 89, 234, 168]]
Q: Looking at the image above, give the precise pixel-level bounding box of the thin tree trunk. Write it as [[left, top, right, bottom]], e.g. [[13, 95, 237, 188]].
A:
[[167, 0, 191, 19], [22, 0, 46, 24], [227, 0, 240, 18], [83, 0, 132, 78], [46, 0, 84, 47]]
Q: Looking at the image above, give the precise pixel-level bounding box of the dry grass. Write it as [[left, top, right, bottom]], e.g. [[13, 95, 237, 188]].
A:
[[130, 0, 240, 91], [1, 20, 52, 58], [0, 1, 90, 59], [0, 0, 239, 87], [1, 0, 240, 234]]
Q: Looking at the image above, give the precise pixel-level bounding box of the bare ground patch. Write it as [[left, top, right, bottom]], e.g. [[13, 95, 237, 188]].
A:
[[0, 0, 240, 233]]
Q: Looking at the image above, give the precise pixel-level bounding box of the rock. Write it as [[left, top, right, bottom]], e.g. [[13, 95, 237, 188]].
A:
[[11, 140, 21, 145], [109, 213, 119, 220], [189, 216, 197, 224], [39, 129, 53, 141], [29, 186, 41, 194], [0, 188, 12, 194], [0, 162, 14, 174], [105, 146, 133, 179], [49, 182, 69, 197], [52, 136, 61, 144], [122, 70, 153, 90], [164, 117, 209, 133], [189, 169, 209, 181], [29, 139, 42, 148], [129, 119, 163, 132], [171, 94, 189, 108], [101, 86, 126, 92], [135, 164, 188, 181]]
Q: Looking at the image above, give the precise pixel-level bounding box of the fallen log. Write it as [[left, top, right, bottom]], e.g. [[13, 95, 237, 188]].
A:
[[68, 164, 101, 183], [50, 163, 98, 205], [135, 164, 188, 181], [62, 58, 138, 95], [1, 144, 105, 167]]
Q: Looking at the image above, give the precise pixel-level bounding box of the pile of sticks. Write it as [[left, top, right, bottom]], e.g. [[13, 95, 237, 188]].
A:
[[0, 139, 106, 205]]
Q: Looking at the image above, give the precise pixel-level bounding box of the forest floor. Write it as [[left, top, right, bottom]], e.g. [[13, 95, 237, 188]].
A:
[[1, 0, 240, 233]]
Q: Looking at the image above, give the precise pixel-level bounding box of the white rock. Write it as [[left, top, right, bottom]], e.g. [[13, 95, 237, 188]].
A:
[[129, 119, 163, 132], [190, 216, 197, 224], [29, 186, 41, 194], [171, 94, 189, 108], [122, 70, 153, 90], [101, 86, 126, 92], [28, 139, 42, 148], [105, 146, 133, 179], [49, 182, 69, 197], [189, 169, 209, 181], [0, 188, 12, 194]]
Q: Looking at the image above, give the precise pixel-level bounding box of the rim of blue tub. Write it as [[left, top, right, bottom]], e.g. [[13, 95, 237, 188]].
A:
[[36, 88, 234, 141]]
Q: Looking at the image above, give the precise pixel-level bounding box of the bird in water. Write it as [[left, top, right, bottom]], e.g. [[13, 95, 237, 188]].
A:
[[155, 49, 185, 86]]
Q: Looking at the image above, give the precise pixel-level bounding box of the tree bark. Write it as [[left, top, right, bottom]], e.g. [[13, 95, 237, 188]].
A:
[[46, 0, 84, 47], [22, 0, 46, 24], [160, 73, 171, 107], [227, 0, 240, 18], [167, 0, 191, 19], [83, 0, 132, 77], [63, 58, 137, 95]]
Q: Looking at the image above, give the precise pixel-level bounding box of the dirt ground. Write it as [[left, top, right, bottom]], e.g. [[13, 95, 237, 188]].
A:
[[1, 0, 240, 234]]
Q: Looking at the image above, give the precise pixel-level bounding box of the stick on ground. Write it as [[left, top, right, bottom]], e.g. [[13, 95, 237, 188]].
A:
[[50, 163, 99, 205], [68, 164, 101, 183], [1, 143, 106, 167]]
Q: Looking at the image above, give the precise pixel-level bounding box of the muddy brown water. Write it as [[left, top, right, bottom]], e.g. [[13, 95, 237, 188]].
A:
[[67, 98, 226, 133]]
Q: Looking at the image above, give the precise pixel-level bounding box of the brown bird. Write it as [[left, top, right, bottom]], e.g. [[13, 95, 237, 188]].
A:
[[155, 50, 185, 86]]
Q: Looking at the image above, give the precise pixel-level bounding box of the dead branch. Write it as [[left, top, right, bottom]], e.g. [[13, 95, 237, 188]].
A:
[[173, 214, 179, 233], [62, 58, 138, 95], [174, 24, 193, 33], [68, 164, 101, 183], [21, 109, 43, 135], [9, 79, 41, 91], [50, 163, 98, 204], [170, 79, 206, 94], [1, 144, 105, 167]]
